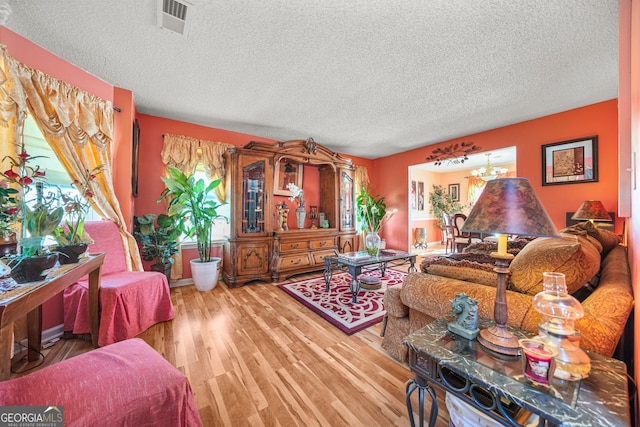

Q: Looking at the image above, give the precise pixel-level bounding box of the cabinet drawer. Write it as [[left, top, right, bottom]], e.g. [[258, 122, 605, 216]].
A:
[[310, 238, 336, 250], [279, 240, 310, 252], [277, 254, 312, 271], [312, 250, 336, 266]]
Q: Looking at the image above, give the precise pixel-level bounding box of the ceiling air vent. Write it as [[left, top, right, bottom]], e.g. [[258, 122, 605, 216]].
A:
[[158, 0, 191, 35]]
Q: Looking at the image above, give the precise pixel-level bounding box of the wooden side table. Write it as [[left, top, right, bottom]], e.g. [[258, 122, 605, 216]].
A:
[[403, 318, 630, 427], [0, 253, 105, 380]]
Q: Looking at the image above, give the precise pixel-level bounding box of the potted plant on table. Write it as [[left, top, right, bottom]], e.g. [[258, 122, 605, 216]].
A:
[[0, 184, 20, 256], [52, 165, 104, 264], [356, 187, 392, 256], [159, 166, 227, 291], [1, 149, 64, 282], [133, 213, 180, 284]]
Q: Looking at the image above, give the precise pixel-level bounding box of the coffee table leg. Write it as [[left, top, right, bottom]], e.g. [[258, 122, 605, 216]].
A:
[[323, 259, 333, 291], [408, 256, 417, 273], [324, 266, 333, 291], [380, 262, 387, 277], [350, 275, 360, 303], [406, 378, 438, 427]]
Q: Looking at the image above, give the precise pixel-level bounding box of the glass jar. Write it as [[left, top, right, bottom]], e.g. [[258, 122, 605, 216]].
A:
[[365, 231, 381, 256]]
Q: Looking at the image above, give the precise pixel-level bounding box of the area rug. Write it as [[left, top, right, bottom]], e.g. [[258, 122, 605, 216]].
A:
[[277, 268, 408, 335]]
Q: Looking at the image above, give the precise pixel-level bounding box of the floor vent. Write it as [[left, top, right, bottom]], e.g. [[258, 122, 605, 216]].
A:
[[158, 0, 191, 35]]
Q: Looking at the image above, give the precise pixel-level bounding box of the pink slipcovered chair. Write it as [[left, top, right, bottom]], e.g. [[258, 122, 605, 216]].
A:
[[0, 338, 203, 426], [63, 220, 175, 346]]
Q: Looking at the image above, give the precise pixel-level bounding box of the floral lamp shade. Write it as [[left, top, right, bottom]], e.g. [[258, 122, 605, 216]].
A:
[[571, 200, 612, 222], [462, 178, 560, 238]]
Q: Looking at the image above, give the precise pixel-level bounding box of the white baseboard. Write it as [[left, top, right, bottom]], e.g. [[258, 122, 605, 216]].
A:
[[13, 324, 65, 356], [170, 278, 194, 288]]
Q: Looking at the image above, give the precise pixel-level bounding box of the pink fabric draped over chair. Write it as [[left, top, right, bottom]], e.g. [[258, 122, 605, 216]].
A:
[[63, 220, 175, 346], [0, 338, 202, 426]]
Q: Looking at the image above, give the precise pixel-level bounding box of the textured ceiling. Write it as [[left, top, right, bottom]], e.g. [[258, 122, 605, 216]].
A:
[[4, 0, 618, 159]]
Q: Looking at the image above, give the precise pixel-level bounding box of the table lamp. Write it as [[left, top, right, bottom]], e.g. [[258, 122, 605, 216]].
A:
[[571, 200, 613, 224], [462, 178, 560, 355]]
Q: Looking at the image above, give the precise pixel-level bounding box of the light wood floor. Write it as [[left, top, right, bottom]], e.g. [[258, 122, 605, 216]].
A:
[[11, 260, 451, 427]]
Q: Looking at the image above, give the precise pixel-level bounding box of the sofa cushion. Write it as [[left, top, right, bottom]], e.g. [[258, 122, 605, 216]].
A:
[[561, 221, 621, 256], [420, 256, 498, 287], [509, 233, 600, 295]]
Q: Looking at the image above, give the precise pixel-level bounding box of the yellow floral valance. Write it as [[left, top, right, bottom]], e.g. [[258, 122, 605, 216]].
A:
[[161, 133, 233, 202]]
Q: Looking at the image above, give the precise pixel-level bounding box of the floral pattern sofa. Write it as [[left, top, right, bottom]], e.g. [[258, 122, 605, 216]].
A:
[[381, 222, 634, 362]]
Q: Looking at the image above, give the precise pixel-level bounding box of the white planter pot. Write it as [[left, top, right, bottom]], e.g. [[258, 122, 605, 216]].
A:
[[190, 257, 221, 291]]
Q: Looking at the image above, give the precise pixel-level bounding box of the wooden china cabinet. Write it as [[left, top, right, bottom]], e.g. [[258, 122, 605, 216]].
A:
[[222, 138, 357, 287]]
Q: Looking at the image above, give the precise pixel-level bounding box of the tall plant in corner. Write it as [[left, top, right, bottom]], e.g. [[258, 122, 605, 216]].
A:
[[159, 166, 225, 262]]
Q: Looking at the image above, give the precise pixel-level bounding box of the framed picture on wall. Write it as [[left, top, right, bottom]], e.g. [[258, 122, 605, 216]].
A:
[[411, 180, 416, 210], [417, 181, 425, 211], [449, 183, 460, 202], [274, 158, 304, 196], [131, 118, 140, 198], [542, 136, 598, 186]]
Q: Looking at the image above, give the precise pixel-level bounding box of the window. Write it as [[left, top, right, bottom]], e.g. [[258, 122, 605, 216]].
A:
[[185, 166, 230, 241], [22, 114, 101, 223]]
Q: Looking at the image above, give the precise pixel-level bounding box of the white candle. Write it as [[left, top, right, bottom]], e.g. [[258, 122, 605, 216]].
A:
[[497, 234, 508, 255]]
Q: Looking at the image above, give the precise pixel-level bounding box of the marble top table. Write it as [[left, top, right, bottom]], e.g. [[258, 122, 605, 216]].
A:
[[403, 318, 630, 426]]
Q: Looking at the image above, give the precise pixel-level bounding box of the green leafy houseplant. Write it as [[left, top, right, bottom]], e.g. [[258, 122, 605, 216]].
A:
[[53, 165, 103, 246], [133, 213, 180, 267], [356, 187, 387, 233], [1, 149, 64, 257], [0, 184, 20, 239], [428, 184, 465, 229], [159, 166, 226, 263]]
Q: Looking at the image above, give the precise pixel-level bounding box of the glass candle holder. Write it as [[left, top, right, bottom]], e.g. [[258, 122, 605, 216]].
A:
[[519, 338, 558, 386]]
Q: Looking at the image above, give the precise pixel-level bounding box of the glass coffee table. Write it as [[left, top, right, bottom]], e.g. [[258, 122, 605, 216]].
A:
[[323, 250, 416, 303]]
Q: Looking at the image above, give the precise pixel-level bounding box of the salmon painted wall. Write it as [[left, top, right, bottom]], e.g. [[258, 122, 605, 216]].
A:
[[375, 100, 620, 251]]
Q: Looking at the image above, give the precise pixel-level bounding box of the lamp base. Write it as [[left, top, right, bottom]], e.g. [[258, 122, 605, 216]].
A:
[[477, 324, 520, 356]]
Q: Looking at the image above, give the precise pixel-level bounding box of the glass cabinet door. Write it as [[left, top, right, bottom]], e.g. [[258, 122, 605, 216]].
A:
[[340, 170, 354, 230], [242, 160, 265, 234]]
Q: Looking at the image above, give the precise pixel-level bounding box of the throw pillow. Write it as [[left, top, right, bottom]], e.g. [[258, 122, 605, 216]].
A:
[[420, 256, 498, 287], [561, 221, 621, 256], [559, 224, 603, 253], [509, 233, 601, 296]]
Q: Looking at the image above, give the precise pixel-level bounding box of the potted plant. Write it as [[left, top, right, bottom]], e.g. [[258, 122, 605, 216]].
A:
[[159, 166, 226, 291], [0, 184, 20, 256], [356, 187, 392, 256], [428, 184, 466, 242], [52, 165, 103, 264], [133, 213, 180, 284], [1, 149, 63, 282]]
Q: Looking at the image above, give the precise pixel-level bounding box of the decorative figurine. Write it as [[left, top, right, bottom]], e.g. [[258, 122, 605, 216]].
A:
[[276, 201, 289, 231], [447, 293, 480, 340], [309, 206, 318, 229]]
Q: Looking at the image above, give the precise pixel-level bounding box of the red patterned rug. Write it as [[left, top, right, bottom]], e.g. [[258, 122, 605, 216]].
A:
[[277, 268, 408, 335]]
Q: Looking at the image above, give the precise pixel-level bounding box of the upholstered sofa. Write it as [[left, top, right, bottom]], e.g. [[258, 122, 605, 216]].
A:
[[381, 222, 634, 362]]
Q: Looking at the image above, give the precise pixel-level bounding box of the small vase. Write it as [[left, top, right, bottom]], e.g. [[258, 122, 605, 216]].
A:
[[365, 231, 381, 256], [9, 253, 59, 283], [55, 243, 89, 264], [296, 206, 306, 229]]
